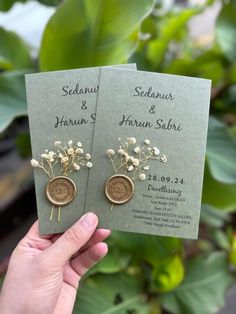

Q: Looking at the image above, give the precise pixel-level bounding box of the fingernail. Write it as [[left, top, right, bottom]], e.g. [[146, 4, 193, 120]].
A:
[[81, 212, 97, 228]]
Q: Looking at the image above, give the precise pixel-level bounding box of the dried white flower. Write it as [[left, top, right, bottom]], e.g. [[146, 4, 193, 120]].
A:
[[128, 137, 136, 144], [86, 153, 91, 160], [58, 153, 63, 159], [133, 158, 140, 167], [134, 146, 141, 154], [48, 151, 55, 157], [130, 156, 135, 163], [61, 157, 69, 163], [87, 162, 93, 168], [118, 148, 125, 155], [125, 155, 130, 162], [76, 148, 84, 154], [47, 151, 55, 162], [77, 142, 82, 147], [54, 141, 61, 146], [128, 165, 134, 171], [153, 147, 160, 156], [41, 153, 48, 159], [144, 139, 150, 145], [140, 173, 146, 181], [31, 159, 39, 167], [73, 163, 80, 171], [45, 149, 48, 153], [67, 148, 74, 155], [147, 147, 152, 151], [68, 140, 73, 145], [161, 155, 168, 163], [106, 149, 115, 156], [143, 165, 150, 171]]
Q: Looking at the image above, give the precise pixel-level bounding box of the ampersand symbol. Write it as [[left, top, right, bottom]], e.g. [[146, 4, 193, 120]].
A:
[[149, 105, 155, 114], [81, 101, 87, 110]]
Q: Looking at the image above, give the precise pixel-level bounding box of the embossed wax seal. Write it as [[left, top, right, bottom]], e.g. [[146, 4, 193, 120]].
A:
[[105, 174, 134, 204], [46, 176, 77, 206]]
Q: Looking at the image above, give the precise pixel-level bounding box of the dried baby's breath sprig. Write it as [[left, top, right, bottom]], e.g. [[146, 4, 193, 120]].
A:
[[30, 140, 92, 178], [106, 137, 167, 181], [31, 159, 39, 167], [30, 140, 92, 223]]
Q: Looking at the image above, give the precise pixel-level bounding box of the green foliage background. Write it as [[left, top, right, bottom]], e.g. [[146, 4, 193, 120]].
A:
[[1, 0, 236, 313]]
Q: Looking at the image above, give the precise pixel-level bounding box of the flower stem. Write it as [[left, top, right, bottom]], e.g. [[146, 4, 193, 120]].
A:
[[109, 156, 117, 173], [50, 206, 54, 221], [58, 206, 61, 222], [39, 163, 52, 179]]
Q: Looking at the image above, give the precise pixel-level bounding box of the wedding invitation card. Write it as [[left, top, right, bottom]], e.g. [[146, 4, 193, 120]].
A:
[[26, 65, 211, 239], [26, 64, 136, 234], [86, 68, 211, 239]]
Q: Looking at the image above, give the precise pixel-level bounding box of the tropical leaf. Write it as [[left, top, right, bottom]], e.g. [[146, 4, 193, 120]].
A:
[[152, 255, 185, 293], [0, 0, 26, 11], [216, 2, 236, 62], [202, 162, 236, 211], [74, 273, 149, 314], [111, 231, 182, 266], [0, 71, 27, 134], [0, 27, 31, 71], [86, 245, 131, 276], [15, 132, 32, 157], [0, 0, 60, 10], [200, 204, 230, 228], [38, 0, 61, 6], [161, 252, 234, 314], [40, 0, 154, 71], [146, 8, 200, 69], [206, 117, 236, 184]]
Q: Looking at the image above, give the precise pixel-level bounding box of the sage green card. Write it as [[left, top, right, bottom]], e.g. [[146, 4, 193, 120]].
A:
[[26, 64, 136, 235], [86, 68, 211, 239]]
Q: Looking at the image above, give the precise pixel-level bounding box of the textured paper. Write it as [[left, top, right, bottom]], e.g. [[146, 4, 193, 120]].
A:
[[86, 68, 211, 239], [26, 64, 136, 234]]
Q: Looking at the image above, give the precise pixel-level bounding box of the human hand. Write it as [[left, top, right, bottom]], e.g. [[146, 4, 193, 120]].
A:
[[0, 213, 110, 314]]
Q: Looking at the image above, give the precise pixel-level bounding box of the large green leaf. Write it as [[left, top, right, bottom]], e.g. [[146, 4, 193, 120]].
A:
[[15, 132, 32, 157], [0, 0, 61, 10], [0, 71, 27, 134], [0, 0, 26, 11], [74, 273, 149, 314], [111, 231, 182, 266], [86, 245, 131, 276], [200, 204, 230, 228], [202, 162, 236, 211], [164, 50, 225, 86], [0, 27, 31, 71], [152, 255, 184, 293], [206, 117, 236, 184], [216, 2, 236, 62], [38, 0, 61, 6], [146, 8, 200, 70], [40, 0, 154, 71], [161, 252, 234, 314]]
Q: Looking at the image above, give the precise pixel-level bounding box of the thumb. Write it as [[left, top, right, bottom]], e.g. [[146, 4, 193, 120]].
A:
[[42, 212, 98, 267]]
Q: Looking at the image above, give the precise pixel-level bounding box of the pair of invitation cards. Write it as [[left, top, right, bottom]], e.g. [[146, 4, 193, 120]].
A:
[[25, 63, 211, 239]]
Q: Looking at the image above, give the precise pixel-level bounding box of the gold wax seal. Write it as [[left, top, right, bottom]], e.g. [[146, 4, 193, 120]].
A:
[[46, 176, 76, 206], [105, 174, 134, 205]]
